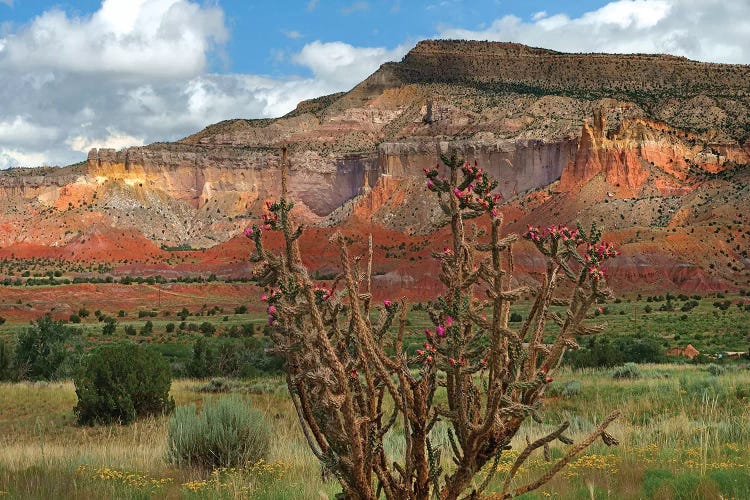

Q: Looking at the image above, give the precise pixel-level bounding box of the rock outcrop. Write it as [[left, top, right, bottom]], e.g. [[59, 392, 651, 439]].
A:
[[0, 40, 748, 291]]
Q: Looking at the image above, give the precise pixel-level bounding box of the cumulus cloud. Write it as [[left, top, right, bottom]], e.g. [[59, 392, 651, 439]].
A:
[[0, 117, 59, 148], [0, 0, 227, 78], [439, 0, 750, 64], [67, 128, 145, 154], [293, 41, 409, 90], [0, 149, 50, 169]]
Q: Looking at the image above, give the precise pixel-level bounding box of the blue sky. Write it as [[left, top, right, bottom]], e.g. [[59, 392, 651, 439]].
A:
[[0, 0, 748, 168], [2, 1, 612, 76]]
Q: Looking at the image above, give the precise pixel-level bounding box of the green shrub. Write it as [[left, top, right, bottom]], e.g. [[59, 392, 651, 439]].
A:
[[0, 340, 12, 380], [102, 316, 117, 336], [612, 362, 641, 379], [165, 396, 271, 470], [705, 363, 726, 376], [14, 316, 80, 381], [140, 320, 153, 336], [200, 322, 216, 337], [509, 312, 523, 322], [199, 377, 234, 393], [74, 342, 175, 425], [710, 468, 750, 498], [187, 338, 216, 378], [678, 374, 721, 398], [188, 337, 283, 379], [546, 380, 582, 398], [566, 333, 664, 368]]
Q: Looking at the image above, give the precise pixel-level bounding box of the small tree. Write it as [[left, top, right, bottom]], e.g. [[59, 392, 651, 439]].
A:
[[199, 321, 216, 337], [0, 340, 11, 381], [102, 316, 117, 336], [187, 338, 216, 378], [140, 320, 153, 336], [14, 316, 76, 381], [247, 151, 620, 499]]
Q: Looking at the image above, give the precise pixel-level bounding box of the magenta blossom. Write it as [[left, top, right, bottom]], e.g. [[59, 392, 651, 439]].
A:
[[268, 305, 277, 315], [436, 325, 446, 337], [445, 316, 454, 327], [384, 299, 392, 308]]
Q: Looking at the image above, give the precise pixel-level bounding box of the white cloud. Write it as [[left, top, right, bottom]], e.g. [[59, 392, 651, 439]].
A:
[[0, 0, 12, 7], [283, 30, 303, 39], [439, 0, 750, 64], [293, 41, 409, 90], [0, 149, 50, 169], [0, 0, 227, 78], [67, 128, 145, 153], [0, 116, 59, 148]]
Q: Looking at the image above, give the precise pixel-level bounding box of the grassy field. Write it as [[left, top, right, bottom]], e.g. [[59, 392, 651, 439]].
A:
[[1, 287, 748, 498], [1, 363, 749, 499], [1, 289, 749, 364]]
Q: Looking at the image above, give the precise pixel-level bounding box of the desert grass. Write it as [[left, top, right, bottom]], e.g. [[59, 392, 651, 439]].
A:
[[1, 365, 749, 499]]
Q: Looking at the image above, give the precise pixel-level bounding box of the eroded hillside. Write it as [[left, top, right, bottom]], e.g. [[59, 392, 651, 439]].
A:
[[0, 40, 748, 291]]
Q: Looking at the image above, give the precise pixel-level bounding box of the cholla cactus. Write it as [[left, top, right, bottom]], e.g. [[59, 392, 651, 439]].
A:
[[247, 149, 620, 500]]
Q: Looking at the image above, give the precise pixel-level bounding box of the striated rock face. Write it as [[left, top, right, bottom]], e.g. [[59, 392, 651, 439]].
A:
[[378, 139, 577, 198], [559, 102, 750, 197], [0, 40, 749, 291], [86, 145, 377, 218]]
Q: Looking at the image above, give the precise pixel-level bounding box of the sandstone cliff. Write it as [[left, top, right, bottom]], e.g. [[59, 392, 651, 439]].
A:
[[0, 40, 748, 291]]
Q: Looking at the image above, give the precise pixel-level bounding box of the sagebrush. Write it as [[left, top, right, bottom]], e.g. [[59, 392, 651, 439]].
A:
[[166, 396, 271, 470]]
